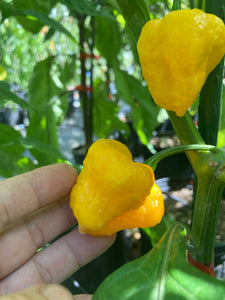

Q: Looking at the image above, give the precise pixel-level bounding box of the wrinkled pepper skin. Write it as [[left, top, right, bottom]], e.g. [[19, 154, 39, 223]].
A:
[[70, 139, 164, 236], [137, 9, 225, 117]]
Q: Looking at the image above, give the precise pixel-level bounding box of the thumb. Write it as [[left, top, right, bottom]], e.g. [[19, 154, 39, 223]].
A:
[[0, 284, 74, 300]]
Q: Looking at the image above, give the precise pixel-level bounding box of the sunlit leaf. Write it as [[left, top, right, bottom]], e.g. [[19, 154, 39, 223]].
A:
[[93, 222, 225, 300], [110, 0, 150, 40]]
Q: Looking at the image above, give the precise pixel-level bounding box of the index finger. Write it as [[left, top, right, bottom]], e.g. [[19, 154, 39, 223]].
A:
[[0, 163, 77, 232]]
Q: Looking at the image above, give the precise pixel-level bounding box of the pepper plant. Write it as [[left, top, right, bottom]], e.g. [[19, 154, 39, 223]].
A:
[[89, 0, 225, 298]]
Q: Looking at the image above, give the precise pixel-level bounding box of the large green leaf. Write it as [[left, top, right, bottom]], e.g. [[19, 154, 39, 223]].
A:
[[24, 9, 78, 43], [0, 0, 22, 21], [95, 16, 121, 65], [0, 1, 77, 42], [28, 57, 59, 111], [114, 69, 159, 145], [93, 79, 128, 138], [12, 0, 55, 33], [0, 81, 30, 110], [59, 0, 114, 20], [22, 137, 66, 161], [58, 56, 77, 87], [93, 222, 225, 299], [27, 57, 63, 165], [110, 0, 150, 41]]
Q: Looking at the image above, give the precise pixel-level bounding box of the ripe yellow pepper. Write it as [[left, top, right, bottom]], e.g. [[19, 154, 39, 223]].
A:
[[137, 9, 225, 117], [70, 139, 164, 236]]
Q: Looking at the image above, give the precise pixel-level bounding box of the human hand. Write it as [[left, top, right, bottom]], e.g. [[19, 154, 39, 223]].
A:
[[0, 163, 115, 299]]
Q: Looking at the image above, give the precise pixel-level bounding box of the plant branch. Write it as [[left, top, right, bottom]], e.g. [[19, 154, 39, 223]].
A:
[[145, 144, 218, 171]]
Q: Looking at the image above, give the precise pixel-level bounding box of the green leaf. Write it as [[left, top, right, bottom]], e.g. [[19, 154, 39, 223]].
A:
[[0, 149, 15, 177], [93, 222, 225, 299], [93, 79, 128, 138], [111, 0, 150, 41], [22, 137, 66, 160], [15, 156, 36, 174], [0, 81, 30, 110], [58, 56, 77, 86], [143, 215, 175, 247], [0, 0, 22, 21], [114, 69, 159, 144], [28, 57, 59, 111], [24, 9, 78, 44], [26, 110, 60, 165], [0, 124, 27, 177], [0, 123, 24, 153], [0, 1, 77, 42], [12, 0, 54, 33], [59, 0, 114, 20], [27, 57, 62, 164], [95, 16, 121, 65]]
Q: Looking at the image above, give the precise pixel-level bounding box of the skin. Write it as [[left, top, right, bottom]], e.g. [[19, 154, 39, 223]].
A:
[[0, 163, 115, 299]]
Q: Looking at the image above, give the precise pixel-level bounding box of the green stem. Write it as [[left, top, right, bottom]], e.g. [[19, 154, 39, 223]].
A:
[[172, 0, 181, 10], [167, 111, 205, 172], [186, 0, 225, 266], [167, 112, 225, 266], [197, 0, 204, 9], [187, 168, 225, 265], [145, 144, 218, 171]]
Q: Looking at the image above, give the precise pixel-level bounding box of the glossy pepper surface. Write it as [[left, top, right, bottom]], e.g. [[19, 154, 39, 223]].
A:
[[137, 9, 225, 117], [70, 139, 164, 236]]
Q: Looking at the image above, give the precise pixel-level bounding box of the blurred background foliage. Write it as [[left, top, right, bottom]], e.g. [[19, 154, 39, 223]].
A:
[[0, 0, 221, 178]]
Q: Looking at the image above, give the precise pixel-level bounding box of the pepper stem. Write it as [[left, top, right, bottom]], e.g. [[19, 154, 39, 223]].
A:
[[145, 144, 218, 171]]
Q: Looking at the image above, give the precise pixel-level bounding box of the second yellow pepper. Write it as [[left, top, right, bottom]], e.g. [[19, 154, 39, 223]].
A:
[[137, 9, 225, 117]]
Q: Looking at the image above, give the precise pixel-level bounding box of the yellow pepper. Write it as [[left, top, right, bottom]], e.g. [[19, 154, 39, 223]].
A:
[[137, 9, 225, 117], [70, 139, 164, 236]]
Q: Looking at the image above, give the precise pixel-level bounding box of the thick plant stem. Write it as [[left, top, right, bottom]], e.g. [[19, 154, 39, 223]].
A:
[[172, 0, 181, 10], [187, 169, 225, 265], [168, 111, 225, 266], [167, 111, 205, 172]]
